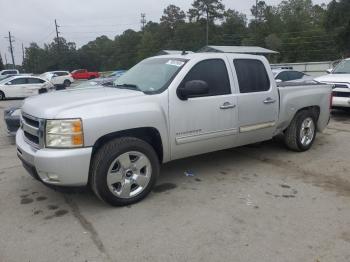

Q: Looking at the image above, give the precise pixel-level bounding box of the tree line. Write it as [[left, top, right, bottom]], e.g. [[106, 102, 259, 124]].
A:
[[4, 0, 349, 73]]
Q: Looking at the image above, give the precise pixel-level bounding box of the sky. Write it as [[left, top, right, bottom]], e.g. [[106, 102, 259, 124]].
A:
[[0, 0, 330, 65]]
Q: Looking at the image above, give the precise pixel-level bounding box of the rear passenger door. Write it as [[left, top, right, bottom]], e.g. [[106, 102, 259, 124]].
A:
[[23, 78, 46, 97], [169, 58, 238, 160], [232, 58, 279, 145]]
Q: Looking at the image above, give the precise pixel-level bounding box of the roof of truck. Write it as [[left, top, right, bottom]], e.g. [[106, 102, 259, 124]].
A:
[[198, 45, 279, 55], [152, 52, 265, 61]]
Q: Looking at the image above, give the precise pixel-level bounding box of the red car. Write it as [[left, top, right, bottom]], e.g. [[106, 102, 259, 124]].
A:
[[71, 69, 100, 80]]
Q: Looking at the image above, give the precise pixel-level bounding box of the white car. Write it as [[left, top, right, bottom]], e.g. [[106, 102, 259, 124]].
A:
[[40, 71, 74, 88], [316, 58, 350, 110], [0, 75, 53, 100], [0, 69, 19, 76], [0, 69, 20, 81], [273, 69, 313, 83]]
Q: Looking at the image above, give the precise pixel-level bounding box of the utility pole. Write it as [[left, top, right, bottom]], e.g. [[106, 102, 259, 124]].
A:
[[5, 32, 15, 69], [5, 53, 8, 68], [140, 13, 146, 31], [206, 11, 209, 46], [22, 43, 25, 62], [255, 0, 258, 45], [55, 19, 60, 49]]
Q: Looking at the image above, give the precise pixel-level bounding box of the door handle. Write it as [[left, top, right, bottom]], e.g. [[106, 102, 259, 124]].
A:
[[220, 102, 236, 109], [263, 97, 276, 104]]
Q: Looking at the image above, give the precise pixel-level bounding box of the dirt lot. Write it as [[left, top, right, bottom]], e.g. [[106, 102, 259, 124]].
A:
[[1, 99, 350, 262]]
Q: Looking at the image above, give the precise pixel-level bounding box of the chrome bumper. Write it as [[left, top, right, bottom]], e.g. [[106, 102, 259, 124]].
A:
[[333, 97, 350, 108], [16, 129, 92, 186]]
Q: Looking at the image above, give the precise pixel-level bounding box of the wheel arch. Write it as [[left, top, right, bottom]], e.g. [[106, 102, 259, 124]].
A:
[[285, 105, 320, 131], [91, 127, 164, 163]]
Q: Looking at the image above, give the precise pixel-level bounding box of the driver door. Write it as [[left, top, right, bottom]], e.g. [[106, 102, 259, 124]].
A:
[[169, 58, 238, 160]]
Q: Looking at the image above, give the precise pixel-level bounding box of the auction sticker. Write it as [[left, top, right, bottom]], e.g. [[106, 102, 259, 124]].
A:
[[166, 60, 185, 67]]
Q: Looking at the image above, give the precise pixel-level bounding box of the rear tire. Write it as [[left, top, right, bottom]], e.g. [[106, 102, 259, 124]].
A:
[[63, 80, 71, 87], [284, 110, 317, 152], [0, 91, 4, 100], [90, 137, 160, 206]]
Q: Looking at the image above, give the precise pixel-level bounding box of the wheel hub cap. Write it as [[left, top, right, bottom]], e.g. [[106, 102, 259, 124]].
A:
[[300, 117, 315, 146], [107, 151, 152, 199]]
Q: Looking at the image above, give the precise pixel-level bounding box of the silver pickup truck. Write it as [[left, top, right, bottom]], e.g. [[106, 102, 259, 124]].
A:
[[16, 53, 332, 206]]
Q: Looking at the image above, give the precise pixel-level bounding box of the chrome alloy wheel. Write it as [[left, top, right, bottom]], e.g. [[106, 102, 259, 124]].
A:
[[299, 117, 315, 146], [106, 151, 152, 199]]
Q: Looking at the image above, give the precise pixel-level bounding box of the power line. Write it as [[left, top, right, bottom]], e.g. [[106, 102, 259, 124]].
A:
[[61, 23, 139, 28]]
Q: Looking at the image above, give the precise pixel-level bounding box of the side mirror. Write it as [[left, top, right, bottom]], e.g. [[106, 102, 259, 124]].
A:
[[52, 74, 58, 78], [5, 81, 12, 85], [177, 80, 209, 100], [326, 69, 333, 74], [275, 79, 282, 83]]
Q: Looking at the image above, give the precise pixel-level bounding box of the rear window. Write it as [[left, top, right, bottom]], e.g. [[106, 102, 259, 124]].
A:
[[55, 72, 68, 76], [28, 78, 45, 84], [3, 70, 17, 75], [234, 59, 270, 93]]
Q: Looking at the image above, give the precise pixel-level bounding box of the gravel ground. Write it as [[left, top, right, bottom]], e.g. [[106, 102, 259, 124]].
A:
[[1, 99, 350, 262]]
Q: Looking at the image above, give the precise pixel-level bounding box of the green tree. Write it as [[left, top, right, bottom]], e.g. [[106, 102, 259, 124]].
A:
[[188, 0, 225, 22], [220, 9, 247, 45], [160, 5, 186, 30], [325, 0, 350, 56]]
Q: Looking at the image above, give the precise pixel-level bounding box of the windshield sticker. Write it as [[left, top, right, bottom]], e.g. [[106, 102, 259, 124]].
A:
[[166, 60, 185, 67]]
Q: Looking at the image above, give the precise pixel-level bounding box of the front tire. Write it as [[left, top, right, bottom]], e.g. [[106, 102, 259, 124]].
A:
[[284, 110, 317, 152], [90, 137, 160, 206], [0, 91, 5, 100]]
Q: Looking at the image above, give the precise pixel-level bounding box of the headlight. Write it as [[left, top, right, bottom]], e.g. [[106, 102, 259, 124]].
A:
[[11, 109, 21, 117], [45, 119, 84, 148]]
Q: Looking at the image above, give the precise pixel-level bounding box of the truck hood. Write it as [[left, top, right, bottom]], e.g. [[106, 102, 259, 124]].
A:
[[22, 87, 144, 119], [315, 74, 350, 83]]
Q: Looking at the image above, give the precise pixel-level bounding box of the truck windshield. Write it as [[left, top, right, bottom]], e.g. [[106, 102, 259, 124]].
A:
[[332, 60, 350, 74], [113, 58, 187, 93]]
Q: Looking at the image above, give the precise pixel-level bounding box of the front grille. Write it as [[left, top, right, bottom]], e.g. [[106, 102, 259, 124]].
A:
[[21, 113, 44, 148], [23, 115, 39, 128], [334, 84, 349, 89], [24, 131, 39, 144], [333, 91, 350, 98]]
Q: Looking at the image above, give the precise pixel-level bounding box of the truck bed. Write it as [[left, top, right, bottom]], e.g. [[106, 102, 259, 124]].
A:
[[276, 82, 332, 134]]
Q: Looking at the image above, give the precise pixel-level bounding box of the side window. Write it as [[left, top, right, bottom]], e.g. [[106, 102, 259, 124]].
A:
[[9, 78, 26, 85], [233, 59, 270, 93], [289, 71, 304, 80], [28, 78, 45, 84], [276, 72, 290, 82], [182, 59, 231, 97]]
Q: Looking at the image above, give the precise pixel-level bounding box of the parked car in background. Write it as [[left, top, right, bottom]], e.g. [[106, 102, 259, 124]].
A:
[[40, 71, 74, 88], [316, 58, 350, 111], [107, 70, 126, 78], [4, 106, 21, 135], [16, 53, 332, 206], [0, 75, 53, 100], [71, 69, 100, 80], [0, 69, 19, 76], [273, 69, 313, 82], [75, 77, 119, 88], [0, 69, 19, 81]]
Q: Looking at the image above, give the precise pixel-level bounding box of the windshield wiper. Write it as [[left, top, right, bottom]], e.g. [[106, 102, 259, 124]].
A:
[[115, 83, 143, 92]]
